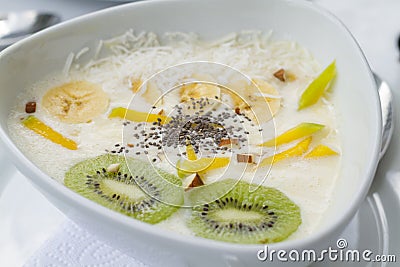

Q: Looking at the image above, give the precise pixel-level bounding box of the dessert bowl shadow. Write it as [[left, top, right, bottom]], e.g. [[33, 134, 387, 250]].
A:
[[0, 0, 381, 266]]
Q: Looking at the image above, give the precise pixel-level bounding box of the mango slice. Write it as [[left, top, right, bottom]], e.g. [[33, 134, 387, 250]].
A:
[[260, 122, 324, 147], [177, 157, 230, 174], [305, 145, 339, 158], [298, 61, 336, 110], [176, 144, 199, 178], [22, 115, 78, 150], [108, 107, 171, 124], [260, 137, 312, 166], [186, 144, 197, 161]]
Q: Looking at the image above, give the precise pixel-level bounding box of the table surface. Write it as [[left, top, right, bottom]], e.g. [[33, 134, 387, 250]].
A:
[[0, 0, 400, 266]]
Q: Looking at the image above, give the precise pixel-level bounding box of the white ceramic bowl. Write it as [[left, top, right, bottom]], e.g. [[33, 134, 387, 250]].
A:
[[0, 0, 381, 266]]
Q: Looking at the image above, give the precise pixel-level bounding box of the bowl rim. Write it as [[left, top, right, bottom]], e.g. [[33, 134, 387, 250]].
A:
[[0, 0, 382, 253]]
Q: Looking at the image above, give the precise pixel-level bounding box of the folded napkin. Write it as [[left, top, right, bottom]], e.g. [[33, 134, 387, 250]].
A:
[[24, 221, 148, 267]]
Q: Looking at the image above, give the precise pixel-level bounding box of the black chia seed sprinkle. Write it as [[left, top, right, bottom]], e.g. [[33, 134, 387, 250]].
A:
[[106, 97, 261, 159]]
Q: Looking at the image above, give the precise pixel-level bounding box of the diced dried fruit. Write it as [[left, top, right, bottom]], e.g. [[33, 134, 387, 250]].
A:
[[25, 102, 37, 113], [108, 107, 171, 124], [273, 69, 286, 82], [237, 154, 254, 163], [22, 115, 78, 150], [305, 145, 339, 158], [260, 122, 324, 147], [260, 137, 312, 166], [298, 61, 336, 110]]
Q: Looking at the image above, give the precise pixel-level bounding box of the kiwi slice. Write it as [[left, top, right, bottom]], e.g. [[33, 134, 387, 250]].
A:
[[64, 154, 183, 224], [187, 179, 301, 244]]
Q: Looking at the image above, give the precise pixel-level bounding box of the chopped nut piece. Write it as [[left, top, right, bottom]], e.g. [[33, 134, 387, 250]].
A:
[[219, 138, 239, 147], [25, 102, 37, 113], [273, 69, 286, 82], [107, 163, 121, 173], [235, 107, 241, 115], [237, 153, 254, 163], [185, 173, 204, 191], [157, 109, 165, 116], [127, 143, 134, 148], [219, 138, 231, 146]]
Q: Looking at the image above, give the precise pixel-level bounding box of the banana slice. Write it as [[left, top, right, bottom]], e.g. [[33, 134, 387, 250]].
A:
[[228, 78, 281, 123], [178, 82, 221, 115], [42, 81, 109, 124], [179, 73, 220, 103], [179, 76, 221, 115], [180, 83, 221, 103]]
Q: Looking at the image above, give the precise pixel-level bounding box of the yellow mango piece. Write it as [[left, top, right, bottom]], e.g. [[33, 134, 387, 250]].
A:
[[260, 122, 324, 147], [298, 60, 336, 110], [22, 116, 78, 150], [186, 144, 197, 161], [108, 107, 171, 124], [305, 145, 339, 158], [177, 157, 230, 173], [260, 137, 312, 166]]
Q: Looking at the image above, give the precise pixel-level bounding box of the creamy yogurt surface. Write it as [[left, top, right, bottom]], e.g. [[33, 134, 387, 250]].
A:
[[7, 30, 341, 241]]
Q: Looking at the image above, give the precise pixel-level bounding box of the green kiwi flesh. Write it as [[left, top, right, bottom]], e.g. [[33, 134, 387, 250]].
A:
[[64, 154, 183, 224], [187, 179, 301, 244]]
